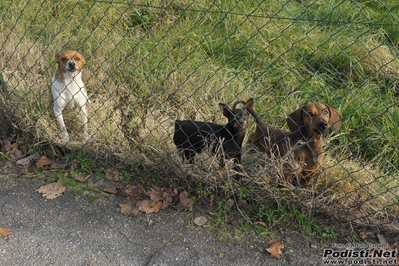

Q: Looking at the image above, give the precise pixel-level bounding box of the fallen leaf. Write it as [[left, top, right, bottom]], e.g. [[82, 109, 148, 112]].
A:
[[0, 139, 11, 152], [194, 216, 207, 226], [105, 168, 119, 181], [36, 182, 65, 199], [161, 187, 178, 208], [179, 191, 194, 211], [2, 161, 13, 170], [390, 237, 398, 250], [147, 186, 163, 203], [147, 186, 178, 209], [358, 228, 376, 240], [225, 198, 234, 211], [103, 186, 119, 195], [10, 143, 26, 160], [16, 153, 40, 166], [377, 233, 389, 245], [124, 184, 146, 200], [68, 161, 79, 171], [138, 199, 162, 214], [199, 195, 214, 206], [266, 240, 284, 258], [237, 199, 248, 208], [0, 227, 11, 238], [51, 158, 69, 169], [132, 208, 140, 216], [119, 197, 133, 216], [74, 174, 89, 182], [35, 155, 52, 169]]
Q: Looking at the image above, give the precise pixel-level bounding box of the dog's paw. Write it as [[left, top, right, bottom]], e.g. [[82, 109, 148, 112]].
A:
[[83, 132, 90, 142], [59, 132, 70, 143]]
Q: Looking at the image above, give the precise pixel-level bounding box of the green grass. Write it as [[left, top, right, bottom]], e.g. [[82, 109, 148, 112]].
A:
[[1, 0, 399, 233]]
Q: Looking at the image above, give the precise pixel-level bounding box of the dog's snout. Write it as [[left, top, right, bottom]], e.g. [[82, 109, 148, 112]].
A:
[[319, 119, 328, 129], [67, 61, 76, 68], [66, 60, 78, 72], [235, 117, 248, 128]]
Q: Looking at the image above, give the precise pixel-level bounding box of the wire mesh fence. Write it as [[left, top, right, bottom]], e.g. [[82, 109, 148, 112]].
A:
[[1, 0, 399, 232]]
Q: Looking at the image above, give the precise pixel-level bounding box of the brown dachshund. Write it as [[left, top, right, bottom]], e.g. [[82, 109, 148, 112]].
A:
[[247, 102, 342, 185]]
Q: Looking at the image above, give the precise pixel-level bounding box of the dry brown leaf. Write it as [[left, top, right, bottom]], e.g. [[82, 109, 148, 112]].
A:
[[358, 228, 376, 240], [194, 216, 207, 226], [162, 188, 178, 208], [179, 191, 194, 211], [74, 174, 90, 183], [0, 227, 11, 238], [161, 187, 178, 197], [103, 186, 119, 195], [105, 168, 119, 181], [147, 186, 178, 209], [132, 207, 140, 216], [51, 158, 69, 169], [199, 195, 214, 206], [10, 144, 26, 160], [124, 184, 147, 200], [0, 139, 11, 152], [390, 237, 399, 250], [74, 174, 86, 182], [147, 186, 163, 202], [36, 182, 66, 199], [2, 161, 13, 170], [138, 199, 162, 214], [36, 155, 52, 169], [68, 161, 79, 171], [377, 233, 389, 245], [237, 199, 248, 208], [266, 240, 284, 258], [119, 197, 133, 216], [225, 198, 234, 211], [11, 149, 24, 160], [16, 153, 40, 166]]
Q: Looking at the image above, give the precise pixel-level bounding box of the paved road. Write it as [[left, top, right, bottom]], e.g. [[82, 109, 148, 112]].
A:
[[0, 177, 323, 266]]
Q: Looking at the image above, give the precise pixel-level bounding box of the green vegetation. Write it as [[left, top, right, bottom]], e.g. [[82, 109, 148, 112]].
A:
[[1, 0, 399, 234]]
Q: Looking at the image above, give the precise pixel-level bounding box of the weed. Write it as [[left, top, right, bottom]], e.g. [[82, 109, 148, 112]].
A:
[[313, 225, 337, 244], [118, 171, 131, 183], [0, 152, 11, 160], [65, 153, 95, 173], [289, 204, 337, 243]]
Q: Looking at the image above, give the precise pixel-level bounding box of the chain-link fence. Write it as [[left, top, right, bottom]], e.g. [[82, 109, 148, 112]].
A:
[[1, 0, 399, 232]]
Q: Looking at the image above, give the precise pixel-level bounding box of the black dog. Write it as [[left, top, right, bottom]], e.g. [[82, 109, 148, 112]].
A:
[[173, 98, 253, 176]]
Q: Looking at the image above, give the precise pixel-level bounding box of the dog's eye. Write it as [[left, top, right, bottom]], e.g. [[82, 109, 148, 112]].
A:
[[75, 57, 81, 61], [308, 112, 316, 117], [61, 57, 67, 62]]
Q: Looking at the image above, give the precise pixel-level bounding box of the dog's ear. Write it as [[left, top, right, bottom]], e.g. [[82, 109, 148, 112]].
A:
[[219, 103, 231, 118], [244, 98, 254, 110], [327, 105, 342, 132], [80, 55, 86, 65], [286, 106, 304, 132]]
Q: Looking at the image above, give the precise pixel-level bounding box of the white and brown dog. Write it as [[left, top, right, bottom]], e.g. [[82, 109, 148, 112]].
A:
[[51, 50, 89, 142]]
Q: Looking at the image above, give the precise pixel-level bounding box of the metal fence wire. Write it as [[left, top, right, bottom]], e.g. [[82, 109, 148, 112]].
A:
[[1, 0, 399, 232]]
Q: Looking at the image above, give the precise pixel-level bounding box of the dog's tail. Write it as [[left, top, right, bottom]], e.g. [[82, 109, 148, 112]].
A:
[[246, 105, 267, 129]]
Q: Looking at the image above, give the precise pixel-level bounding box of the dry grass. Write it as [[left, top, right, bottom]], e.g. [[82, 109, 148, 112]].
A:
[[167, 135, 399, 231]]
